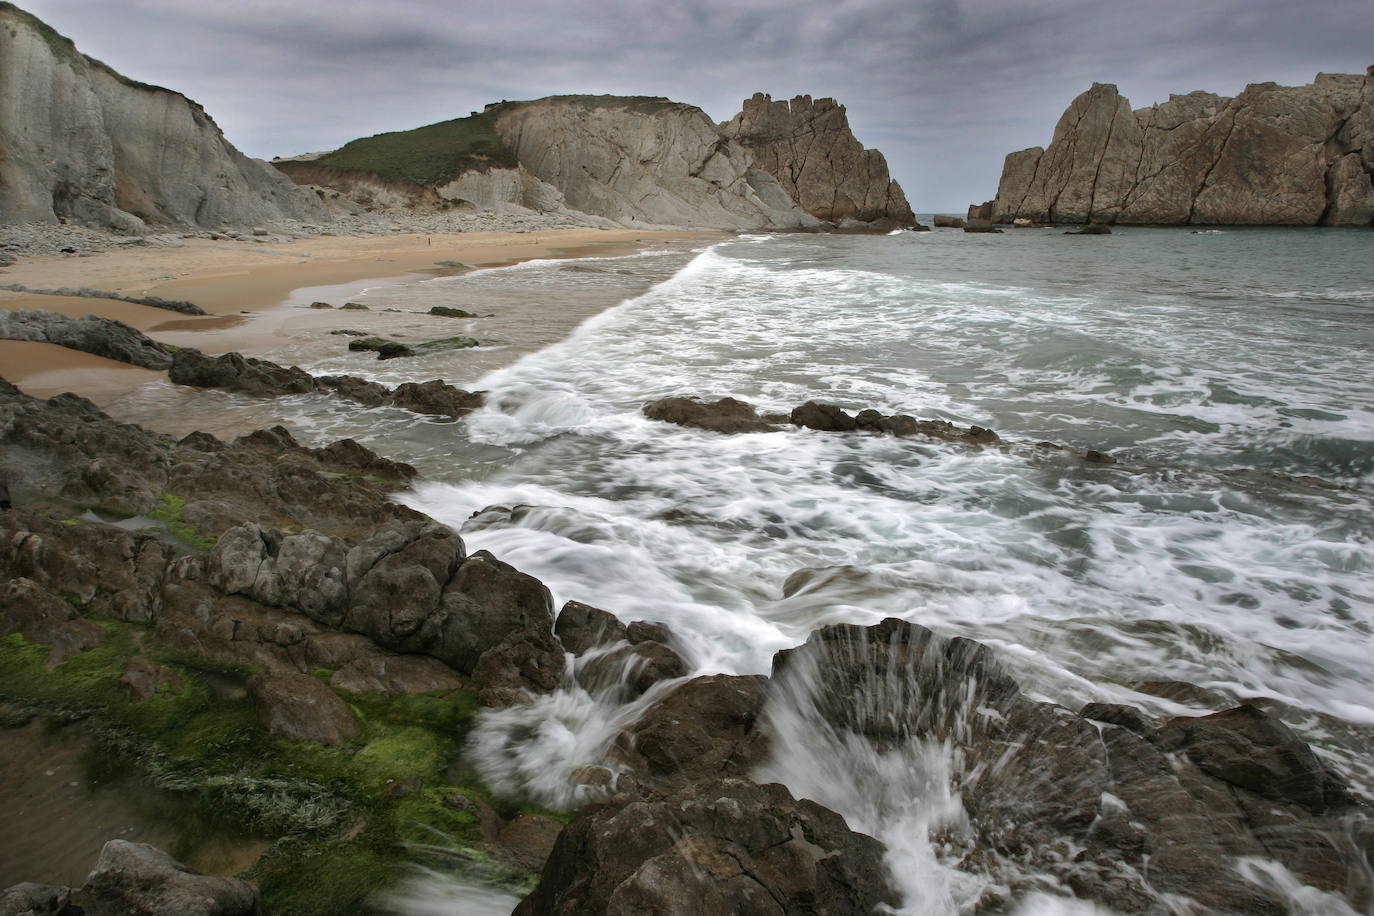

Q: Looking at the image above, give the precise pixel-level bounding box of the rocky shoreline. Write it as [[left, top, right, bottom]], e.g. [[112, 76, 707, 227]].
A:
[[2, 314, 1372, 913]]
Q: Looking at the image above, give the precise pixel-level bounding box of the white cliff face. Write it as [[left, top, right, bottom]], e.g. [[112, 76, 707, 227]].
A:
[[986, 69, 1374, 226], [0, 4, 326, 231], [490, 96, 820, 230]]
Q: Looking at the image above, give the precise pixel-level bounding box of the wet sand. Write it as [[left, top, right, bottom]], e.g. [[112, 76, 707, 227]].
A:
[[0, 721, 269, 886], [0, 228, 722, 403]]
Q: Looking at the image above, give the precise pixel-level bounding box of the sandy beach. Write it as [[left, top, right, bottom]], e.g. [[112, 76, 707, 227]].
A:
[[0, 228, 721, 402]]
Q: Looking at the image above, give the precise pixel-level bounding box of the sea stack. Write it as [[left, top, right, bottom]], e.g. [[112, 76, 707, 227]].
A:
[[978, 68, 1374, 226], [722, 92, 919, 228]]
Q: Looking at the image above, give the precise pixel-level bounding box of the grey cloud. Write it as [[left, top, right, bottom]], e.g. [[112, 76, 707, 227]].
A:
[[17, 0, 1374, 211]]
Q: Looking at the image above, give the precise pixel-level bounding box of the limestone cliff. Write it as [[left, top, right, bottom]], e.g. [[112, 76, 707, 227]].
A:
[[984, 69, 1374, 226], [0, 3, 326, 231], [487, 96, 820, 230], [721, 93, 916, 226]]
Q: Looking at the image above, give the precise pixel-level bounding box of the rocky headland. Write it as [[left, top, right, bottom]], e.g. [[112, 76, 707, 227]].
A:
[[278, 93, 921, 234], [0, 3, 918, 247], [975, 67, 1374, 226]]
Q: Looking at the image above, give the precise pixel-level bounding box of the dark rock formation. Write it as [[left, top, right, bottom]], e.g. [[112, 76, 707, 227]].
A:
[[169, 348, 484, 418], [0, 284, 206, 315], [984, 71, 1374, 226], [641, 396, 779, 434], [610, 674, 769, 786], [346, 334, 479, 359], [0, 4, 325, 231], [0, 310, 175, 369], [554, 600, 627, 655], [514, 778, 899, 916], [768, 618, 1374, 913], [721, 92, 919, 228]]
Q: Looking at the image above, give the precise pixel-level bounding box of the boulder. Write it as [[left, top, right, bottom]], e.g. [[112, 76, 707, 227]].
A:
[[0, 577, 107, 663], [513, 778, 899, 915], [78, 840, 259, 916], [0, 882, 76, 916], [641, 396, 778, 434], [246, 669, 363, 746], [789, 401, 858, 432], [574, 639, 689, 701], [0, 310, 175, 369], [554, 600, 627, 655], [612, 674, 768, 785], [932, 214, 965, 228]]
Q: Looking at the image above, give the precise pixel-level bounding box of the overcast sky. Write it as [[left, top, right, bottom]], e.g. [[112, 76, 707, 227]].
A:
[[20, 0, 1374, 212]]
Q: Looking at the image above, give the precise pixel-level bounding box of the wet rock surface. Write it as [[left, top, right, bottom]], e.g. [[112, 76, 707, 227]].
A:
[[171, 348, 484, 418], [766, 618, 1374, 913], [0, 310, 175, 370], [79, 840, 259, 916], [514, 778, 900, 916], [3, 365, 1369, 913]]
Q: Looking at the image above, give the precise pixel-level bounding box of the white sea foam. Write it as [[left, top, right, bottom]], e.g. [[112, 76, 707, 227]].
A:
[[387, 229, 1373, 911]]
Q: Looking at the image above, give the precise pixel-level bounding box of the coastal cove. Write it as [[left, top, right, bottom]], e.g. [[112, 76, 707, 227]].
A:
[[2, 2, 1373, 913], [2, 223, 1371, 915]]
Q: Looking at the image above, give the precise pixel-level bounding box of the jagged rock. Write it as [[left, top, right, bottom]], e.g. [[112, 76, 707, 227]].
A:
[[721, 92, 918, 227], [513, 778, 899, 916], [387, 380, 485, 418], [554, 600, 627, 655], [433, 550, 562, 678], [611, 674, 768, 785], [490, 96, 819, 230], [1158, 704, 1353, 815], [641, 396, 778, 434], [768, 619, 1373, 913], [0, 310, 174, 369], [0, 577, 107, 663], [430, 306, 480, 318], [0, 6, 326, 231], [79, 840, 259, 916], [985, 71, 1374, 226], [789, 401, 858, 432], [575, 639, 689, 702], [170, 348, 315, 395], [247, 669, 363, 746], [0, 511, 172, 622], [347, 334, 479, 359]]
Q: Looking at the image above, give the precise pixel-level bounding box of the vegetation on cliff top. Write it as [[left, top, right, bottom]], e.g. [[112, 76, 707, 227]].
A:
[[311, 111, 519, 186]]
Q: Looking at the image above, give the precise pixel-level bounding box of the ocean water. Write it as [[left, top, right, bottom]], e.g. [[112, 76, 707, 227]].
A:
[[131, 227, 1374, 913]]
